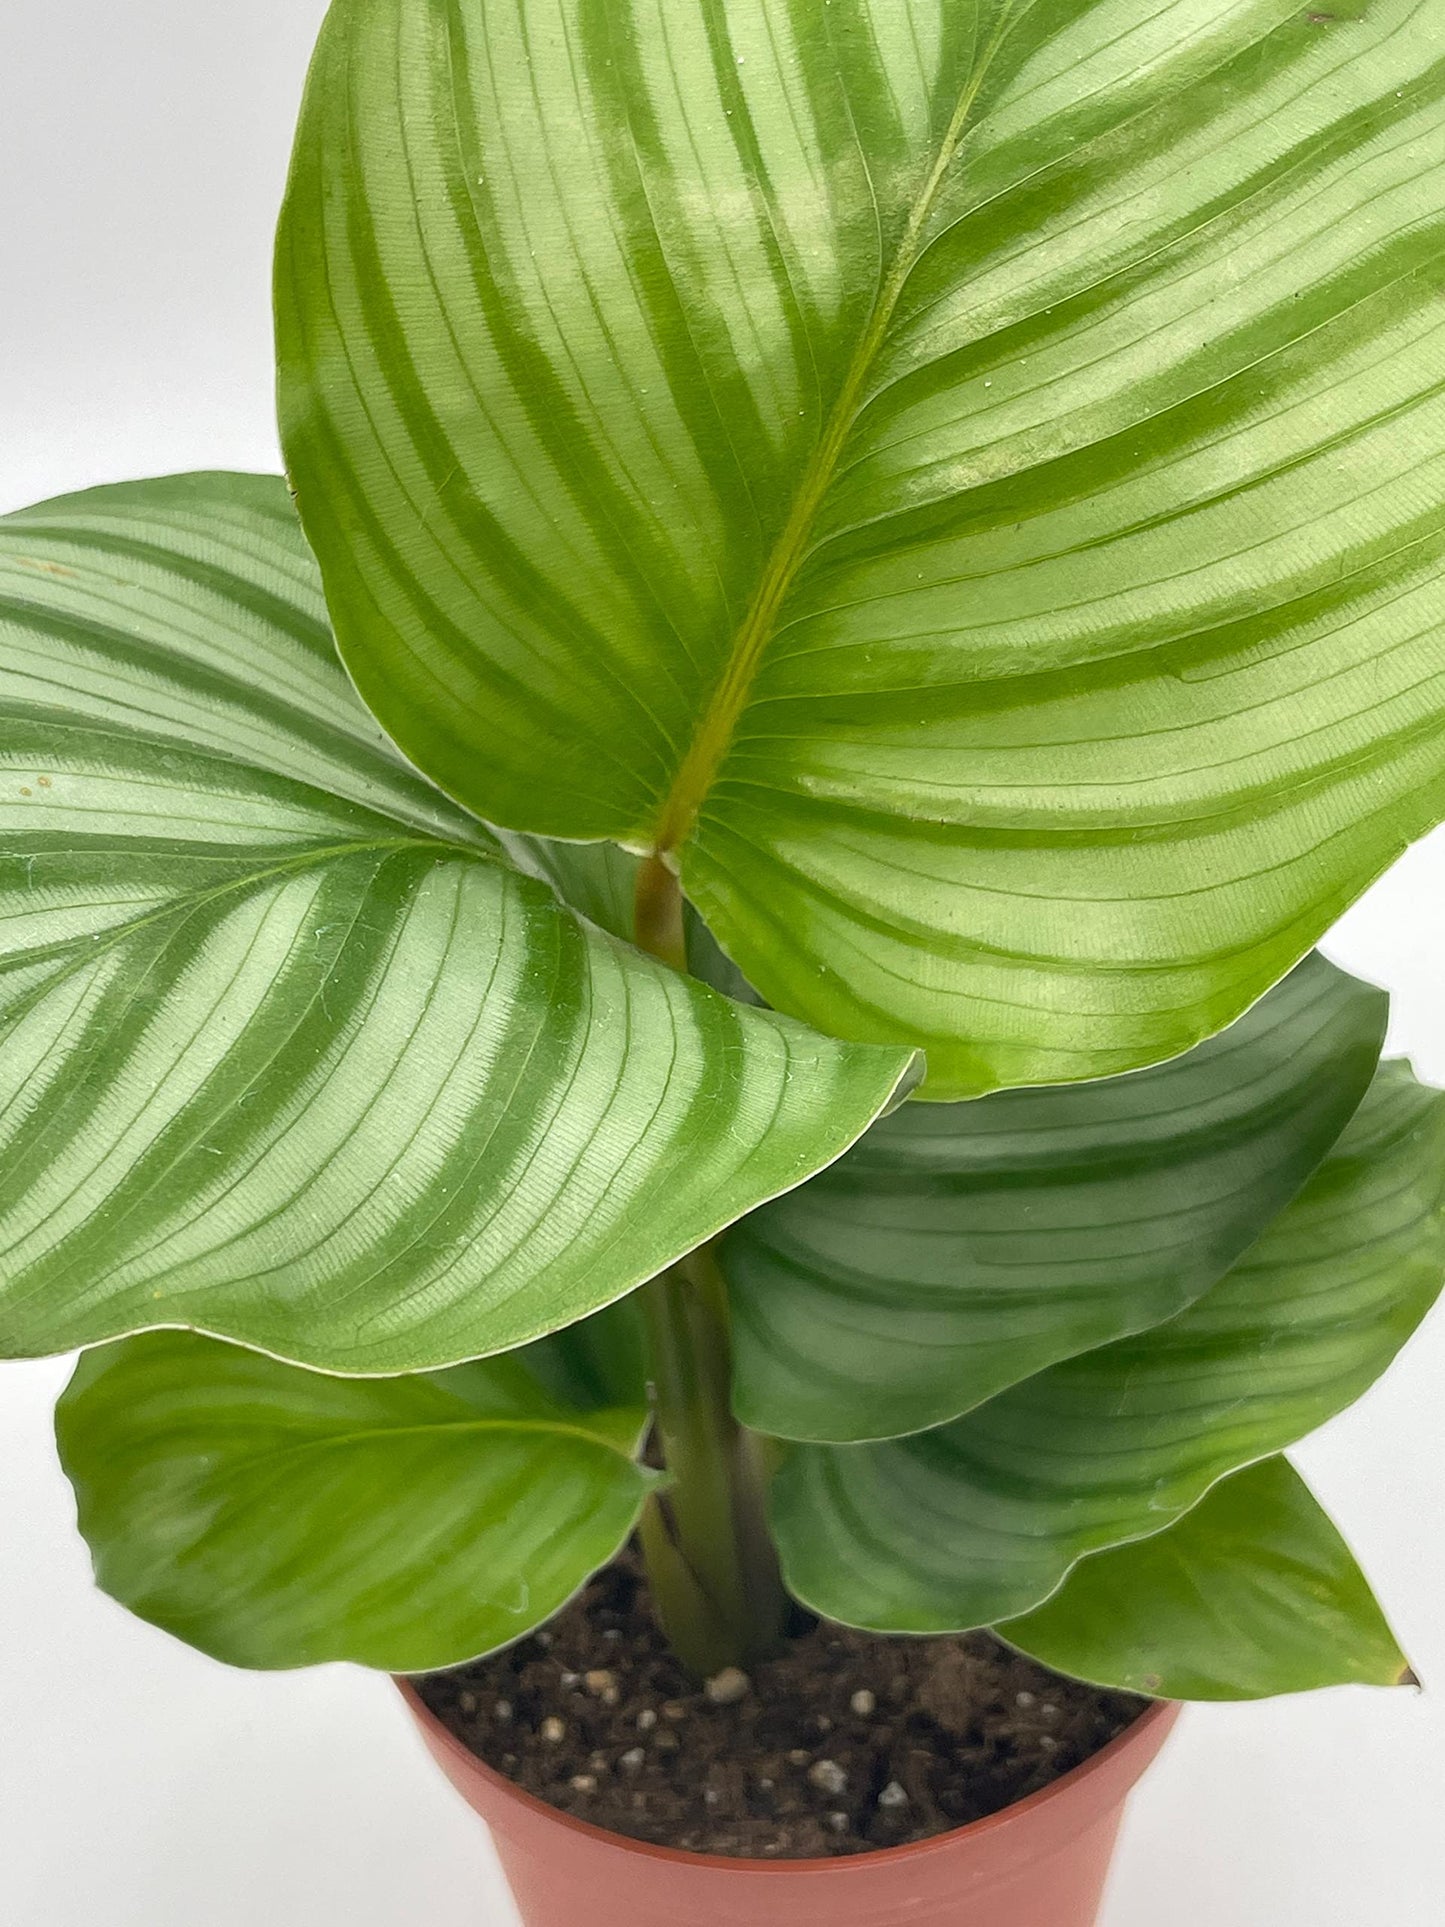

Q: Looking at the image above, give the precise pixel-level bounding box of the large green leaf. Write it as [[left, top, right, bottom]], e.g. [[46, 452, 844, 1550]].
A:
[[0, 474, 915, 1371], [278, 0, 1445, 1096], [57, 1329, 656, 1671], [771, 1062, 1445, 1630], [999, 1456, 1412, 1701], [726, 952, 1385, 1442]]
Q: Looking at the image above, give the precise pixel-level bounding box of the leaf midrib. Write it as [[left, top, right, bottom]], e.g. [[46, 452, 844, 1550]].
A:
[[647, 11, 1019, 854], [206, 1411, 651, 1480]]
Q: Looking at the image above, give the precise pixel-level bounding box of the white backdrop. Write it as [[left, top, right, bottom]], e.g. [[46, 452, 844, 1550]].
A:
[[2, 5, 1442, 1921]]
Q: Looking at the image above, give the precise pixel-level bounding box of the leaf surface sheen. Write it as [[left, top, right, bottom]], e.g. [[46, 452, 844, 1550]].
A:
[[1000, 1455, 1412, 1701], [57, 1329, 656, 1671], [280, 0, 1445, 1093], [0, 474, 914, 1370], [770, 1061, 1445, 1629], [725, 951, 1387, 1442]]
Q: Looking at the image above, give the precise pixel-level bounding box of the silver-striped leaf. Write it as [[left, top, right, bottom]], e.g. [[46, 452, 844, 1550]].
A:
[[770, 1061, 1445, 1630], [278, 0, 1445, 1096], [725, 952, 1386, 1442], [0, 474, 916, 1371]]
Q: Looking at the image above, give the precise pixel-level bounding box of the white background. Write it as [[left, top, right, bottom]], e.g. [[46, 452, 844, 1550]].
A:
[[1, 5, 1442, 1921]]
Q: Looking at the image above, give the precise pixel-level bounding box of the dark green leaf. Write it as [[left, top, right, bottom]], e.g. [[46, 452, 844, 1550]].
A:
[[0, 475, 916, 1370], [279, 0, 1445, 1094], [726, 953, 1385, 1441], [519, 1295, 648, 1417], [57, 1329, 656, 1671], [771, 1063, 1445, 1629], [500, 834, 641, 946], [1000, 1456, 1413, 1701]]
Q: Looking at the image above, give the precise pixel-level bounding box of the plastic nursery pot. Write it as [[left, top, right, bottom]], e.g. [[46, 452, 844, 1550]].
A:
[[399, 1682, 1180, 1927]]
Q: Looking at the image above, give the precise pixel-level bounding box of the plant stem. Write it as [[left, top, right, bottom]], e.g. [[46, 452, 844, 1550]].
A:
[[632, 847, 689, 973], [631, 853, 789, 1677]]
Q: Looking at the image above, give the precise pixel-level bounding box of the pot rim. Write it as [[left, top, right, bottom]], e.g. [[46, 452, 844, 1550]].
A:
[[398, 1679, 1180, 1877]]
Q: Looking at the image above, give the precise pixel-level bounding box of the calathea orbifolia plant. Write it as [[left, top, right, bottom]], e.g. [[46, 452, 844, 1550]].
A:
[[4, 0, 1444, 1705]]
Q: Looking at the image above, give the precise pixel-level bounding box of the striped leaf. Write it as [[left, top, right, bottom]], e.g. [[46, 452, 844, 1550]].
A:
[[278, 0, 1445, 1096], [725, 952, 1386, 1442], [0, 474, 915, 1371], [57, 1329, 657, 1671], [499, 835, 642, 946], [770, 1062, 1445, 1630], [1000, 1457, 1413, 1702]]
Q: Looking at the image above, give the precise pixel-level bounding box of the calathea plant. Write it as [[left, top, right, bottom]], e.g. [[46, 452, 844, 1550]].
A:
[[4, 0, 1444, 1714]]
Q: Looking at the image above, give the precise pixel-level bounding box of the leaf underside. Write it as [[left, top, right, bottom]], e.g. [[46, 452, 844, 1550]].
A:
[[0, 474, 913, 1371], [279, 0, 1445, 1095]]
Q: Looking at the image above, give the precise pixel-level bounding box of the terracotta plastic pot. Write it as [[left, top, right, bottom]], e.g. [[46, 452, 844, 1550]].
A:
[[400, 1682, 1180, 1927]]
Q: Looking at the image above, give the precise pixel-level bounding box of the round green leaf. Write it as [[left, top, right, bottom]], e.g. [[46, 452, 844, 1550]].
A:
[[0, 474, 916, 1371], [57, 1330, 656, 1671], [278, 0, 1445, 1095], [726, 952, 1386, 1442], [999, 1456, 1413, 1702], [771, 1062, 1445, 1630]]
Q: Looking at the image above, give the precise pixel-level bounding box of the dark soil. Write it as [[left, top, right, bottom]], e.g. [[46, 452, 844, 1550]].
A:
[[418, 1555, 1147, 1860]]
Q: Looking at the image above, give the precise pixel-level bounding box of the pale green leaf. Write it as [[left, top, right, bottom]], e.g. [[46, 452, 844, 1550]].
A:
[[279, 0, 1445, 1094], [0, 474, 916, 1370], [1000, 1457, 1413, 1701], [57, 1330, 656, 1671], [726, 952, 1385, 1441], [771, 1063, 1445, 1629]]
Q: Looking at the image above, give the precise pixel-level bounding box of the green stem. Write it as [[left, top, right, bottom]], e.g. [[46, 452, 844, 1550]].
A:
[[631, 854, 789, 1677], [632, 847, 689, 972]]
